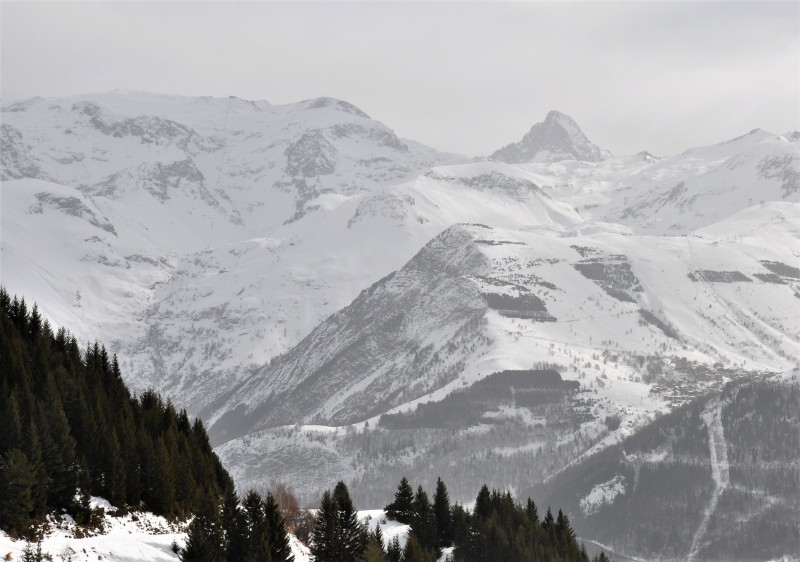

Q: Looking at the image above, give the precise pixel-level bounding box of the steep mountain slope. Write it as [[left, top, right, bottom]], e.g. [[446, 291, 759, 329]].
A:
[[492, 110, 609, 163], [211, 206, 800, 502], [1, 92, 464, 401], [0, 178, 171, 350], [119, 161, 583, 409], [535, 378, 799, 561]]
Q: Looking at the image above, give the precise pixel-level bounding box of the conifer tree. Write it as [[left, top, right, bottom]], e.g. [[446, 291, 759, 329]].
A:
[[221, 487, 247, 562], [474, 485, 492, 520], [450, 503, 470, 550], [333, 481, 365, 561], [310, 491, 339, 562], [0, 449, 35, 537], [526, 498, 539, 526], [182, 496, 225, 562], [265, 492, 294, 562], [149, 439, 177, 515], [411, 486, 438, 556], [372, 523, 385, 551], [386, 536, 403, 562], [385, 476, 415, 524], [243, 490, 271, 561], [107, 431, 127, 507], [542, 507, 555, 533], [42, 397, 77, 508], [432, 477, 452, 547], [22, 419, 47, 518]]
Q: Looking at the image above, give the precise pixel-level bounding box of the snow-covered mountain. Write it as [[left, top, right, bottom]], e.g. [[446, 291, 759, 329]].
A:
[[1, 91, 466, 403], [2, 91, 799, 545], [513, 128, 800, 235], [492, 110, 609, 163], [209, 206, 800, 502]]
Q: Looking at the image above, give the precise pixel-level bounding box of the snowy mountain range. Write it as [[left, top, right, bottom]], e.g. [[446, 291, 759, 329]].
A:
[[2, 91, 799, 559]]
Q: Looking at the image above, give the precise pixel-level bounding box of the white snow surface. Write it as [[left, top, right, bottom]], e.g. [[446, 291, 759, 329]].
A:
[[0, 506, 407, 562], [580, 475, 627, 516], [3, 91, 799, 503], [0, 499, 185, 562]]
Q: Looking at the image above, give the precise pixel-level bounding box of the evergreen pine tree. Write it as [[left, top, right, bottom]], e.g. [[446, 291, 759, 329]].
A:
[[149, 438, 177, 516], [411, 486, 438, 556], [22, 419, 47, 519], [542, 507, 555, 533], [333, 481, 366, 561], [264, 492, 294, 562], [450, 503, 470, 551], [474, 485, 492, 520], [310, 491, 339, 562], [20, 540, 44, 562], [181, 496, 225, 562], [0, 449, 35, 537], [384, 476, 415, 524], [42, 392, 77, 508], [372, 523, 385, 551], [242, 490, 271, 562], [107, 431, 127, 507], [386, 536, 403, 562], [526, 498, 539, 526], [221, 487, 248, 562], [432, 477, 452, 547]]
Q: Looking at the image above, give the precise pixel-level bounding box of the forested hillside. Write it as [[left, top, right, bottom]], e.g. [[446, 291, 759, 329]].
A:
[[0, 287, 231, 536], [535, 379, 800, 561]]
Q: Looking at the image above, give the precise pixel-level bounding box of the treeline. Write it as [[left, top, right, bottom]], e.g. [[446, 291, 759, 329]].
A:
[[181, 488, 294, 562], [0, 289, 221, 534], [308, 476, 609, 562]]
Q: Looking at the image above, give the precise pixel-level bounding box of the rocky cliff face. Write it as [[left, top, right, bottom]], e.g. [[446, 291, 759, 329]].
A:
[[492, 110, 609, 163]]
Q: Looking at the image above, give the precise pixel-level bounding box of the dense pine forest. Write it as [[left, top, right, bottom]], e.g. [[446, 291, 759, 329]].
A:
[[0, 288, 298, 562]]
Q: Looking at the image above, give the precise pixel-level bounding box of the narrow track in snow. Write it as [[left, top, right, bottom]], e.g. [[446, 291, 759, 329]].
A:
[[687, 399, 730, 560]]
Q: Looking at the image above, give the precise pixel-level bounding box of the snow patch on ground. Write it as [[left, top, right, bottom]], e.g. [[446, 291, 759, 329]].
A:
[[580, 475, 627, 516], [0, 499, 185, 562]]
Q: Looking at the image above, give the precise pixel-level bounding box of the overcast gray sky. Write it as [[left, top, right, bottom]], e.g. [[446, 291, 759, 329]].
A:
[[2, 1, 798, 156]]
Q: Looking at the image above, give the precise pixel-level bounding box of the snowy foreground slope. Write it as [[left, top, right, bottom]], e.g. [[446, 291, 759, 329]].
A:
[[0, 501, 413, 562]]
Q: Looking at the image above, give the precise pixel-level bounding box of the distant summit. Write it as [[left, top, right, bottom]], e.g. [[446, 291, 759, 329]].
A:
[[492, 110, 608, 163]]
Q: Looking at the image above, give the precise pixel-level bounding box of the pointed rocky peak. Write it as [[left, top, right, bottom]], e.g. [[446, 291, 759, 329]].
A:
[[636, 150, 658, 162], [492, 110, 608, 164]]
